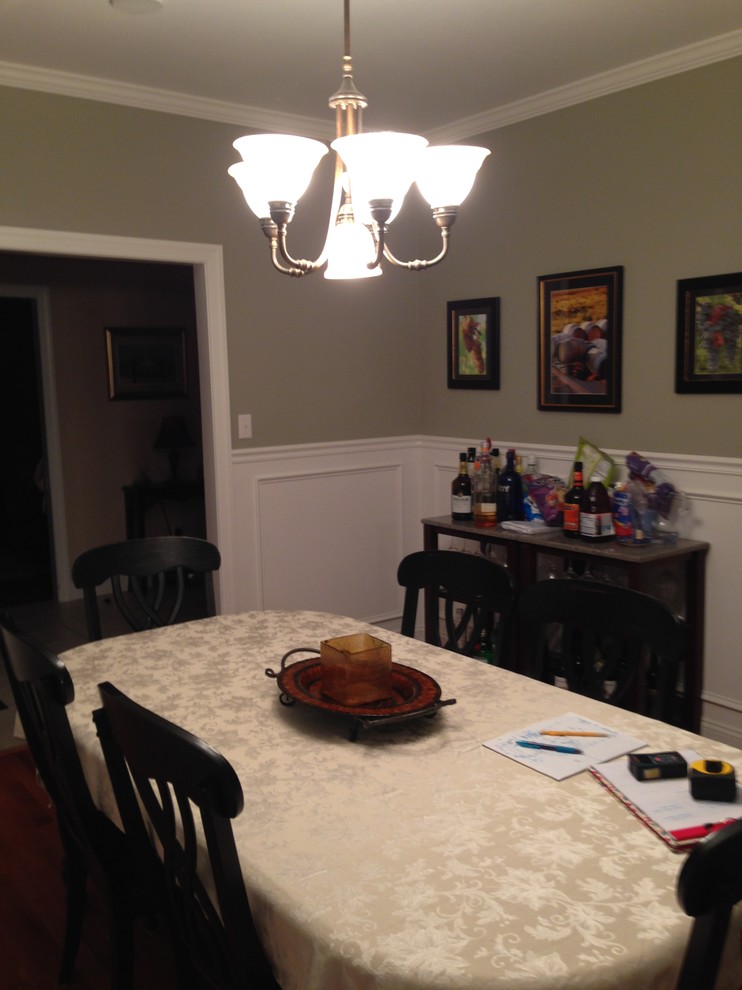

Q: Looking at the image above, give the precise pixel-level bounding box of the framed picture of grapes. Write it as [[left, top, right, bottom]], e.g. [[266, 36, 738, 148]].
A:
[[537, 266, 623, 412], [447, 297, 500, 389], [675, 271, 742, 393]]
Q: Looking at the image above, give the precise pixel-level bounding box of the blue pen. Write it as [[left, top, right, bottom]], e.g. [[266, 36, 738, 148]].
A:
[[516, 740, 583, 755]]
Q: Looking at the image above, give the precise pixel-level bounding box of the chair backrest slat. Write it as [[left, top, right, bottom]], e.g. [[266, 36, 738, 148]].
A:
[[72, 536, 221, 641], [397, 550, 516, 662], [0, 619, 135, 986], [674, 818, 742, 990], [95, 681, 278, 990], [518, 578, 686, 722]]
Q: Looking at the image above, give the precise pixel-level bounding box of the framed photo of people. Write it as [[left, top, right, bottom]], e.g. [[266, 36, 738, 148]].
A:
[[537, 266, 623, 412]]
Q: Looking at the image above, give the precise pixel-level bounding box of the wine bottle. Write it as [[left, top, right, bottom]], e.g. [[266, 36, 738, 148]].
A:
[[496, 448, 524, 522], [473, 453, 496, 528], [562, 460, 584, 539], [451, 452, 473, 521], [579, 474, 614, 542]]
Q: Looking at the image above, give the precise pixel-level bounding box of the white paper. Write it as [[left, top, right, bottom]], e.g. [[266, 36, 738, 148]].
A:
[[593, 749, 742, 834], [483, 711, 646, 781]]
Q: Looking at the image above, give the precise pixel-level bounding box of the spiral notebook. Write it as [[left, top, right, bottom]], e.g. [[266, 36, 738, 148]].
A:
[[590, 749, 742, 851]]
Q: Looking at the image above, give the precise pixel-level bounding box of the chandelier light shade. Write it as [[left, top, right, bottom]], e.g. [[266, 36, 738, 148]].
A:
[[228, 0, 490, 279]]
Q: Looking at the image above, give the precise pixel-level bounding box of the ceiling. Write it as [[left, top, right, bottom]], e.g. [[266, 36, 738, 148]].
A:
[[1, 0, 741, 142]]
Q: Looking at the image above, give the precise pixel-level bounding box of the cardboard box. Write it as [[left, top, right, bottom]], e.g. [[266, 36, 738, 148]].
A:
[[319, 633, 392, 706]]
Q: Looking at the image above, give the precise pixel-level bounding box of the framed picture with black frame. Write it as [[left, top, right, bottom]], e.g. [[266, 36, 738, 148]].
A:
[[447, 297, 500, 390], [106, 327, 188, 400], [675, 271, 742, 393], [537, 266, 623, 412]]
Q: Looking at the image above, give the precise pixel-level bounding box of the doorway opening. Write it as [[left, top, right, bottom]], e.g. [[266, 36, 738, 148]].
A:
[[0, 296, 53, 606], [0, 227, 234, 616]]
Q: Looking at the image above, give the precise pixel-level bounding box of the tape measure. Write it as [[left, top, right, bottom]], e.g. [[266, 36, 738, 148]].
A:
[[689, 759, 737, 801]]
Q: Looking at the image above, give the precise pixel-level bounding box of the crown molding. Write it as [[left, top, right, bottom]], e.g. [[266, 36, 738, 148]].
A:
[[0, 28, 740, 142], [0, 61, 334, 140], [429, 29, 742, 141]]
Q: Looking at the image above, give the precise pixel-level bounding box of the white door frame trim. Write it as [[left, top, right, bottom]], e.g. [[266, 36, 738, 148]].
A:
[[0, 226, 235, 613]]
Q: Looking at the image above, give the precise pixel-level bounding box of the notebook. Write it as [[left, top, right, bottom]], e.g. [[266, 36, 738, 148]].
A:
[[590, 749, 742, 851], [483, 711, 645, 781]]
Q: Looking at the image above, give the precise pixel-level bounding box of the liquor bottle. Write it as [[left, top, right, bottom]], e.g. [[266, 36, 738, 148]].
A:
[[451, 452, 473, 521], [491, 447, 501, 492], [562, 460, 584, 539], [473, 453, 497, 528], [466, 447, 476, 477], [496, 448, 524, 522], [579, 474, 614, 542]]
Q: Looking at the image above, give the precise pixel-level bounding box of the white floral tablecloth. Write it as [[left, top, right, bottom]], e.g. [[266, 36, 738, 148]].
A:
[[62, 610, 742, 990]]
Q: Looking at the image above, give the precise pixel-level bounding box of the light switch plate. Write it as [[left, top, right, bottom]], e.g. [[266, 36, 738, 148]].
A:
[[238, 414, 252, 439]]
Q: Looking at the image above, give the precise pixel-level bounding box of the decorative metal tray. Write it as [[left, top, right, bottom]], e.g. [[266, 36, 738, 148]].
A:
[[266, 648, 455, 740]]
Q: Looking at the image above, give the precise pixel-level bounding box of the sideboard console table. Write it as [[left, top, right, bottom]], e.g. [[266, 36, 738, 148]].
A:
[[421, 516, 709, 732]]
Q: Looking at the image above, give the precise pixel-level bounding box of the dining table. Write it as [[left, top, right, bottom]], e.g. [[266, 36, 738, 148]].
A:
[[61, 609, 742, 990]]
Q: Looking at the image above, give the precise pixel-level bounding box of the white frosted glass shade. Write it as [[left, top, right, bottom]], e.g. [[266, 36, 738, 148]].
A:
[[331, 132, 428, 225], [324, 220, 381, 280], [415, 145, 490, 208], [229, 134, 328, 219]]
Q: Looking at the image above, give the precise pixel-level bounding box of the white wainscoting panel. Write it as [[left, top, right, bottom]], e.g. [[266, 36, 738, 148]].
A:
[[231, 437, 742, 745], [231, 439, 422, 625]]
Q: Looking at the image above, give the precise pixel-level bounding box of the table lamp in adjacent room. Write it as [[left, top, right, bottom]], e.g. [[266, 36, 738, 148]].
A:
[[153, 415, 195, 480]]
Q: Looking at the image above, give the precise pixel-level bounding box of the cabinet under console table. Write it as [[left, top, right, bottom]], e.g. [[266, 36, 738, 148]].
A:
[[421, 516, 709, 732]]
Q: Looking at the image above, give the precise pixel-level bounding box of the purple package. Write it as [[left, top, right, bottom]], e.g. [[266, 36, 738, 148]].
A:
[[625, 451, 675, 517], [524, 475, 565, 526]]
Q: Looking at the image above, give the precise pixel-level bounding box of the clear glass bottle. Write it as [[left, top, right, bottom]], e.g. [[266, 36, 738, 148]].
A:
[[451, 452, 473, 521]]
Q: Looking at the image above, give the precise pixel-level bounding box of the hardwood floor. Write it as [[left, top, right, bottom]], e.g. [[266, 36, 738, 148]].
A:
[[0, 745, 178, 989]]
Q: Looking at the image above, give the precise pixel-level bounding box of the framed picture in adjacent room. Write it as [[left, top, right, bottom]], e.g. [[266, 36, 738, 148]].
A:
[[675, 271, 742, 393], [537, 266, 623, 412], [106, 327, 188, 400], [447, 297, 500, 389]]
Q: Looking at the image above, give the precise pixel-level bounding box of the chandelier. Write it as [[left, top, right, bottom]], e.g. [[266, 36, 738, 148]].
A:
[[228, 0, 490, 280]]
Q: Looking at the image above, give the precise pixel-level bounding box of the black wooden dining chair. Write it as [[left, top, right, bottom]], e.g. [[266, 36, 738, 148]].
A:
[[0, 618, 136, 989], [674, 818, 742, 990], [397, 550, 516, 663], [518, 578, 686, 723], [94, 681, 280, 990], [71, 535, 221, 641]]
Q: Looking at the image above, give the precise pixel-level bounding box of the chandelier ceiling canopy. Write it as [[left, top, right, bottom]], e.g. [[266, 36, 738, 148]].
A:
[[228, 0, 490, 280]]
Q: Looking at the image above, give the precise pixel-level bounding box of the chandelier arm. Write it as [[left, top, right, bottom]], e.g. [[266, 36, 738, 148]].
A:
[[258, 219, 313, 277], [381, 225, 452, 271], [262, 157, 346, 277]]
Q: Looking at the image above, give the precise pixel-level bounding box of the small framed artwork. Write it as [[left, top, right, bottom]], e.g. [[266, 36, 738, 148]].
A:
[[106, 327, 188, 400], [447, 297, 500, 389], [675, 272, 742, 393], [537, 266, 623, 412]]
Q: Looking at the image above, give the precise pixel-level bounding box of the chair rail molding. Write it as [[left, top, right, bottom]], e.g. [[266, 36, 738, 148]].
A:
[[231, 436, 741, 745]]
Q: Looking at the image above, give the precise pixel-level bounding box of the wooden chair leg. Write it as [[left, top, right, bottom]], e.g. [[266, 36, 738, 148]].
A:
[[58, 857, 87, 984]]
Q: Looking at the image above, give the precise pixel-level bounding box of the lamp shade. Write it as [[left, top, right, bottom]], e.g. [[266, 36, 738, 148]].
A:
[[415, 145, 491, 208], [229, 134, 329, 219], [324, 217, 382, 280], [331, 132, 428, 226]]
